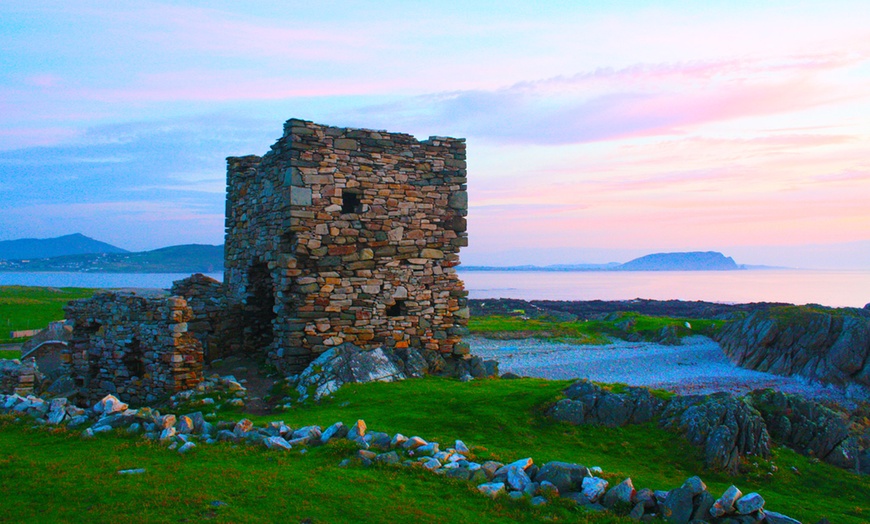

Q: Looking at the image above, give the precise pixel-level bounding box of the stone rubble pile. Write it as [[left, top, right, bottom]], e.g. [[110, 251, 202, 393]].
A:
[[167, 373, 250, 410], [1, 390, 808, 523]]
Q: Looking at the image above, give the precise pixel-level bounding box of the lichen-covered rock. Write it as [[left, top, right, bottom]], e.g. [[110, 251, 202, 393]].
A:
[[478, 482, 505, 498], [660, 486, 693, 524], [735, 492, 765, 514], [581, 477, 608, 502], [295, 344, 407, 400], [602, 478, 635, 508]]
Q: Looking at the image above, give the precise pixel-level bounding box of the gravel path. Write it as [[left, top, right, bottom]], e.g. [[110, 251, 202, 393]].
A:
[[469, 335, 869, 405]]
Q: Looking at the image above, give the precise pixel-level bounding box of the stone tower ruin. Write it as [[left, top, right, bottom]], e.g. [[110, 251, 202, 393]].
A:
[[223, 118, 470, 373]]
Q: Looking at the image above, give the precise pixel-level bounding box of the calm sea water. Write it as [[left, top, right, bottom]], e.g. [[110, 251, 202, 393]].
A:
[[458, 269, 870, 308], [0, 272, 223, 290], [0, 269, 867, 308]]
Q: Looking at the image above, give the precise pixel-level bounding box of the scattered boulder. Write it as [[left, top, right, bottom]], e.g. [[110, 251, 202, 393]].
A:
[[0, 391, 808, 524], [533, 461, 589, 493], [295, 344, 408, 401]]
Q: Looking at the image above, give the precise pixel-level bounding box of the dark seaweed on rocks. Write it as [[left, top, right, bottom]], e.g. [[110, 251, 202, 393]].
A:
[[470, 298, 789, 321]]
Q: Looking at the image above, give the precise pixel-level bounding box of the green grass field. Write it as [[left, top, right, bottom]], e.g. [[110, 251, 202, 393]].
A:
[[0, 285, 95, 344], [0, 286, 867, 522], [1, 378, 868, 523], [468, 313, 723, 343]]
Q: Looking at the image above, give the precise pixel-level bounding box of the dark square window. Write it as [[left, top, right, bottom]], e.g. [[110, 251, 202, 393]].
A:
[[342, 192, 362, 214], [387, 300, 407, 317]]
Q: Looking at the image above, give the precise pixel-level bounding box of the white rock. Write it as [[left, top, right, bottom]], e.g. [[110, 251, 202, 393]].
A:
[[582, 477, 609, 502], [265, 436, 292, 451], [178, 442, 196, 454]]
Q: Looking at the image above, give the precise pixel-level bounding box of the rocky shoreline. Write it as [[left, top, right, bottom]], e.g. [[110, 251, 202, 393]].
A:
[[469, 298, 793, 321]]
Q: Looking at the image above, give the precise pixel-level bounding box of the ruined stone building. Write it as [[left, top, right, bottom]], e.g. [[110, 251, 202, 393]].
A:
[[224, 118, 469, 373], [62, 292, 203, 404], [52, 118, 469, 402]]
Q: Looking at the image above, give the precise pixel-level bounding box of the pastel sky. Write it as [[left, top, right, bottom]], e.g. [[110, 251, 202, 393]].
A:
[[2, 0, 869, 268]]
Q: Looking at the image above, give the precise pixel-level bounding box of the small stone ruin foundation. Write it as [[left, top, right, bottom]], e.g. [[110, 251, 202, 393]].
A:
[[63, 292, 204, 404]]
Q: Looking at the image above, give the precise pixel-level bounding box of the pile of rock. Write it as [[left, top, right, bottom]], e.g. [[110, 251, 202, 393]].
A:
[[0, 391, 806, 523], [167, 374, 249, 410]]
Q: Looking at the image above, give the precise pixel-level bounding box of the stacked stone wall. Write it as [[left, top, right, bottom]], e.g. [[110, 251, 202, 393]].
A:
[[63, 292, 203, 404], [171, 273, 237, 362], [224, 118, 469, 373]]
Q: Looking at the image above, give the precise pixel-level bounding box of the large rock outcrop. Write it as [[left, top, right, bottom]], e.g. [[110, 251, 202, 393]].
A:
[[548, 379, 667, 427], [660, 393, 771, 474], [716, 306, 870, 387], [549, 380, 870, 475], [747, 389, 856, 470]]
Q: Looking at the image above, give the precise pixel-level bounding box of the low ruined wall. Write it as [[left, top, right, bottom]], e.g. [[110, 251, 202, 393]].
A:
[[0, 358, 41, 396], [63, 292, 203, 404]]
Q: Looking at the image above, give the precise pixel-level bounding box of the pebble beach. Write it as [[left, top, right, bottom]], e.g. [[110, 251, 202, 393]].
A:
[[469, 335, 870, 406]]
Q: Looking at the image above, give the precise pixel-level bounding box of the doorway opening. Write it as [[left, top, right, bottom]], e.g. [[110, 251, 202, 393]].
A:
[[246, 262, 276, 351]]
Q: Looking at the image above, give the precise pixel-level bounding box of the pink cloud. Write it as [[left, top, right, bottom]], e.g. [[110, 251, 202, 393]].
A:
[[25, 74, 62, 88]]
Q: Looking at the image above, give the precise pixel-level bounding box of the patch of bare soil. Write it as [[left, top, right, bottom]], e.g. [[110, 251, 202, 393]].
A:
[[206, 355, 279, 415]]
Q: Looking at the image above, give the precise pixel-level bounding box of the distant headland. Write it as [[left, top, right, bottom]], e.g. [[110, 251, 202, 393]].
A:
[[0, 235, 756, 273], [464, 251, 747, 272]]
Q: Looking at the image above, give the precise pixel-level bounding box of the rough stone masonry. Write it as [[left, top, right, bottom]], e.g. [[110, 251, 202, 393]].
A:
[[55, 118, 470, 403], [223, 118, 470, 373]]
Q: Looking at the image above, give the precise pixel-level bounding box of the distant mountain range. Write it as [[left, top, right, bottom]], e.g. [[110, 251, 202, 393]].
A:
[[0, 233, 128, 260], [0, 234, 223, 273], [0, 234, 747, 273], [463, 251, 745, 272]]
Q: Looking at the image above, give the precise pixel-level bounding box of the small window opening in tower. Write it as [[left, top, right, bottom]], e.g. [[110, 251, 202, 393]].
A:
[[122, 338, 145, 379], [387, 300, 407, 317], [341, 191, 362, 214]]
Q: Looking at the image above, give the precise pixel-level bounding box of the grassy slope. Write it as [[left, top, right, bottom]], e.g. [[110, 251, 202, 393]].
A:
[[0, 286, 95, 344], [2, 378, 867, 523]]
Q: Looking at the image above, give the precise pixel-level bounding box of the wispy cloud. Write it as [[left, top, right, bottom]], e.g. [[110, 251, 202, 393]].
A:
[[345, 53, 867, 145]]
